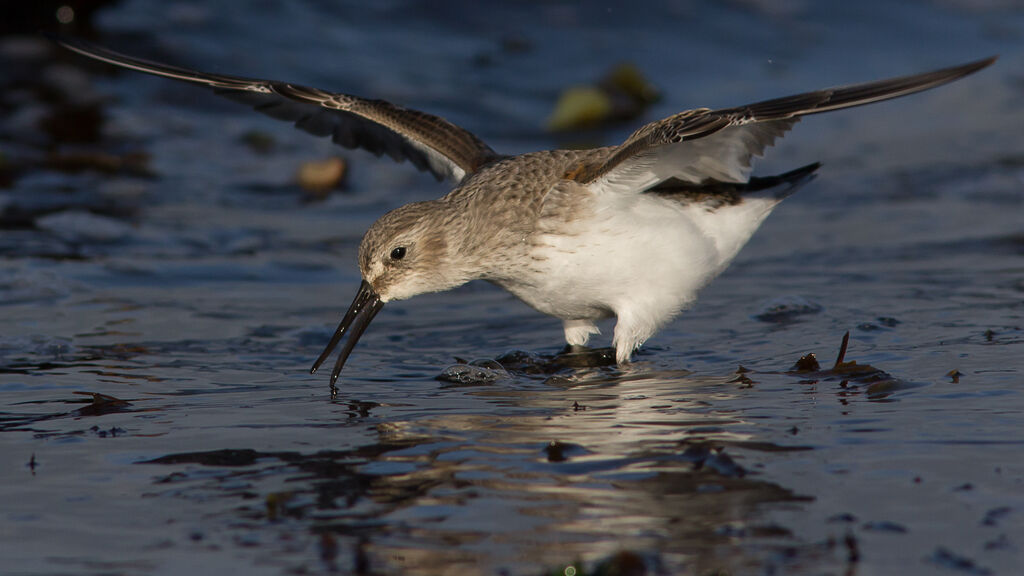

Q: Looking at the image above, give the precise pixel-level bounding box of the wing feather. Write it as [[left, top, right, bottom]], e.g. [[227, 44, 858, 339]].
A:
[[54, 35, 500, 183], [574, 57, 996, 191]]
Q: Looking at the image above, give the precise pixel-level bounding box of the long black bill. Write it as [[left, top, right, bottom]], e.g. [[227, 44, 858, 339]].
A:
[[310, 280, 384, 385]]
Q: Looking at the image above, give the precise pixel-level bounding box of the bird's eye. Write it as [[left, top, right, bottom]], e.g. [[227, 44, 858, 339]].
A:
[[390, 246, 406, 260]]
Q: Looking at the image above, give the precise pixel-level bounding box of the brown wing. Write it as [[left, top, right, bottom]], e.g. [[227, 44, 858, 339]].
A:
[[572, 56, 996, 191], [55, 36, 501, 183]]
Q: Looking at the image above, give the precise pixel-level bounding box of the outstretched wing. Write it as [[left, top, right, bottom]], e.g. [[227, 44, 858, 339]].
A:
[[54, 36, 501, 183], [570, 57, 996, 192]]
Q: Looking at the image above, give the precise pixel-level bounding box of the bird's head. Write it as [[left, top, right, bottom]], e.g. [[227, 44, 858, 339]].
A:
[[357, 201, 455, 302], [311, 201, 463, 384]]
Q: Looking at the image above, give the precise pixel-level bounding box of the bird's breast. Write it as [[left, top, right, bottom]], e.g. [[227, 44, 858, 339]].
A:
[[497, 193, 728, 320]]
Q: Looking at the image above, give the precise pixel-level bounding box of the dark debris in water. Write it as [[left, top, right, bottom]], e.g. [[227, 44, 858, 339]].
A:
[[928, 547, 993, 575], [729, 370, 756, 388], [435, 332, 914, 403], [827, 513, 858, 524], [144, 448, 266, 467], [71, 390, 132, 416], [437, 346, 616, 384], [436, 359, 509, 387], [587, 550, 648, 576], [844, 532, 861, 565], [89, 424, 126, 438], [549, 345, 617, 369], [857, 316, 901, 331], [861, 520, 908, 534], [781, 332, 913, 400], [680, 442, 747, 478], [544, 440, 587, 463], [134, 440, 430, 529], [264, 491, 295, 522], [1, 389, 153, 434], [978, 326, 1023, 346], [791, 353, 820, 372], [716, 440, 813, 454], [541, 551, 648, 576], [983, 534, 1012, 551], [496, 346, 616, 373], [980, 506, 1012, 527]]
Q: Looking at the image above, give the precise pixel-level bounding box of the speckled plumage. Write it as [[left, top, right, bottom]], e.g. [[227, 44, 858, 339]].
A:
[[55, 36, 995, 383]]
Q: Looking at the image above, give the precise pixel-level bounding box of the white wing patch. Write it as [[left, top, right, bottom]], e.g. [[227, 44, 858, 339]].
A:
[[589, 119, 797, 196]]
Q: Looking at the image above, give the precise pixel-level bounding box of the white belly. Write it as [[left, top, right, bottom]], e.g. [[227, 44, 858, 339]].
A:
[[504, 191, 779, 325]]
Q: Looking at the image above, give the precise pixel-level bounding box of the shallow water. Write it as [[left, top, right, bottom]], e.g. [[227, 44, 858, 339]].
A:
[[2, 1, 1023, 575]]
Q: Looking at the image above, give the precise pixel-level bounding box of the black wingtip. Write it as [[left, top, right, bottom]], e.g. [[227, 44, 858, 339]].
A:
[[974, 55, 998, 69], [940, 55, 998, 81], [751, 161, 821, 200], [776, 161, 822, 181]]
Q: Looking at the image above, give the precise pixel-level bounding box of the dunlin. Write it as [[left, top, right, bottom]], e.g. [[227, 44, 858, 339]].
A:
[[55, 37, 994, 384]]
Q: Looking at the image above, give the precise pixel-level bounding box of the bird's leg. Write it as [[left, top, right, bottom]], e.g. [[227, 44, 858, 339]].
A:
[[558, 320, 616, 368], [612, 310, 658, 364], [563, 319, 600, 347]]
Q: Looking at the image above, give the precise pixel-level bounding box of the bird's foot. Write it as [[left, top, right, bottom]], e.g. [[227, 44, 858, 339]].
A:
[[556, 345, 617, 368]]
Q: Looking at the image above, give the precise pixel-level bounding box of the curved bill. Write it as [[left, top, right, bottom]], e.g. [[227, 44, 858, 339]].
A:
[[310, 280, 384, 385]]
